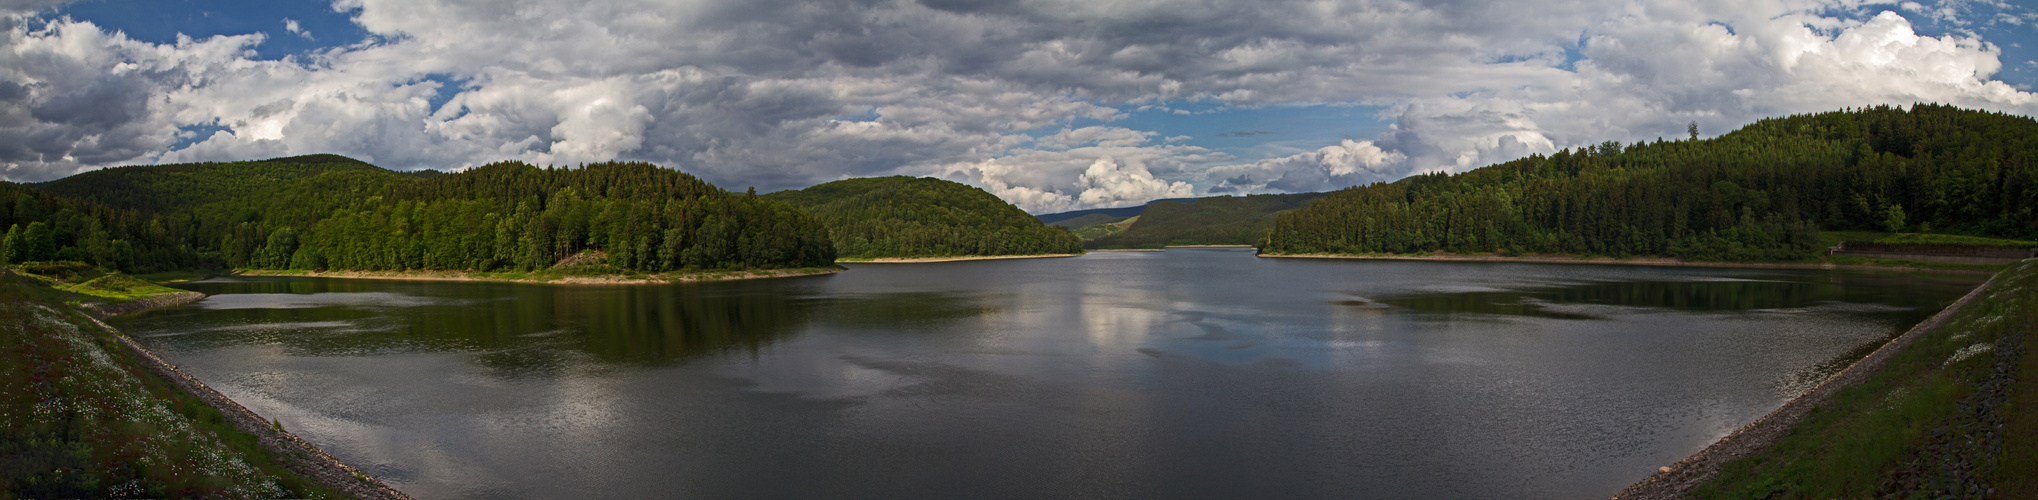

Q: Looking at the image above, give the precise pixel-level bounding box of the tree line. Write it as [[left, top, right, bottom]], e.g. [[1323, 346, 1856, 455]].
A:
[[1262, 104, 2038, 261], [3, 157, 834, 273]]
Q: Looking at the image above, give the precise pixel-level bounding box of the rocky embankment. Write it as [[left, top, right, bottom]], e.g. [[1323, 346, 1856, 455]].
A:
[[88, 312, 415, 500], [3, 267, 412, 500], [1875, 321, 2023, 496], [1617, 259, 2036, 498]]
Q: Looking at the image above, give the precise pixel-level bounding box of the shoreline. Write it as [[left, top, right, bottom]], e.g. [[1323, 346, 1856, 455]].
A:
[[59, 282, 414, 499], [235, 266, 845, 284], [93, 310, 414, 500], [77, 290, 207, 320], [1612, 267, 2004, 498], [1261, 252, 2000, 274], [840, 253, 1083, 263]]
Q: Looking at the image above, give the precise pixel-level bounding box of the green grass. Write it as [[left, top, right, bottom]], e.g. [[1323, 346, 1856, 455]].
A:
[[1694, 260, 2037, 498], [1818, 231, 1889, 247], [1874, 233, 2038, 248], [0, 269, 351, 499], [1047, 213, 1130, 229], [130, 271, 212, 283], [1824, 255, 2012, 273], [1072, 215, 1138, 241], [1819, 231, 2037, 248], [56, 274, 186, 302], [2007, 313, 2038, 498], [2, 262, 199, 315]]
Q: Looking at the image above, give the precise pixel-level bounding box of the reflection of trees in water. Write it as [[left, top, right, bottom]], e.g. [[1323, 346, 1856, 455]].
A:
[[1537, 281, 1823, 311], [150, 278, 1006, 374], [813, 291, 999, 331], [1370, 276, 1980, 321], [148, 278, 819, 370], [559, 285, 813, 365]]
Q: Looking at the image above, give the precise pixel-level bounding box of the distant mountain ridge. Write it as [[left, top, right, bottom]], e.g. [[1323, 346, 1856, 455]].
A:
[[1035, 199, 1195, 226], [1086, 193, 1327, 249]]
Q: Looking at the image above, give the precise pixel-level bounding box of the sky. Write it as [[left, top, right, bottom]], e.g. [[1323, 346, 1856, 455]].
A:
[[2, 0, 2036, 213]]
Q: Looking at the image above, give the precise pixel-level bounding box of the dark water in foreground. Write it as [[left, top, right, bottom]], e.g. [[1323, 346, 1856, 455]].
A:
[[115, 249, 1986, 499]]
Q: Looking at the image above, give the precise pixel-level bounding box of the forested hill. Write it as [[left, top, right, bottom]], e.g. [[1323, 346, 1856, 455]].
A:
[[0, 181, 215, 272], [3, 157, 834, 274], [34, 154, 405, 213], [1262, 104, 2038, 261], [1087, 193, 1325, 249], [766, 176, 1082, 258]]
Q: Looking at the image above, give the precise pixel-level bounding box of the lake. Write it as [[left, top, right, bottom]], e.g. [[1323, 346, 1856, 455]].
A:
[[114, 248, 1987, 499]]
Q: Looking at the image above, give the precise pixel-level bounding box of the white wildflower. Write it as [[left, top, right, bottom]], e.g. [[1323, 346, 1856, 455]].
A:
[[1944, 342, 1994, 367], [1883, 387, 1911, 411]]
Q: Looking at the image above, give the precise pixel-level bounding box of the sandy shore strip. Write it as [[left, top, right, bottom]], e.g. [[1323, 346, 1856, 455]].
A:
[[236, 266, 845, 284], [841, 253, 1083, 263], [1611, 270, 2002, 498], [1261, 252, 1998, 274], [1090, 248, 1164, 252], [1164, 244, 1255, 248]]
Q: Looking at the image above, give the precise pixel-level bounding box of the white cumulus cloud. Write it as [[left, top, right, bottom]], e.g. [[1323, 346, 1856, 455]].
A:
[[1, 0, 2034, 213]]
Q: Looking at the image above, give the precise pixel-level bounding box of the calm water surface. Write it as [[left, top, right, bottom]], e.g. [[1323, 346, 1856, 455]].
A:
[[115, 248, 1987, 499]]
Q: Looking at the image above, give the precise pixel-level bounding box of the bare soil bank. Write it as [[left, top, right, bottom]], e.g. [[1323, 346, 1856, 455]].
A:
[[237, 266, 845, 284], [1262, 252, 1997, 274], [841, 253, 1082, 263]]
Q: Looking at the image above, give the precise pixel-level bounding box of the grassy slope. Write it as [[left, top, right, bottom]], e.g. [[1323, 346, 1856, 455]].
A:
[[1087, 193, 1325, 249], [0, 268, 348, 499], [1072, 215, 1138, 241], [8, 262, 181, 300], [1823, 231, 2038, 248], [1874, 233, 2038, 248], [1032, 199, 1189, 226], [1695, 259, 2037, 498], [1048, 213, 1128, 229]]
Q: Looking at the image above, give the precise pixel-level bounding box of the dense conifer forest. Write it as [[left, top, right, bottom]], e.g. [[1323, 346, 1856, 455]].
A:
[[2, 156, 834, 273], [1261, 104, 2038, 260], [766, 176, 1083, 258]]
